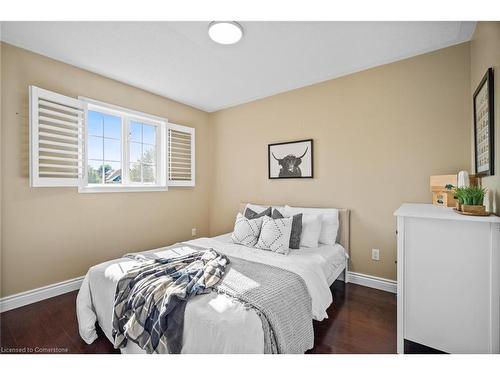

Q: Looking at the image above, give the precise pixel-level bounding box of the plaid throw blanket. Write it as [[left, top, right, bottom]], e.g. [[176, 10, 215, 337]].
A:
[[112, 248, 229, 354], [112, 244, 314, 354]]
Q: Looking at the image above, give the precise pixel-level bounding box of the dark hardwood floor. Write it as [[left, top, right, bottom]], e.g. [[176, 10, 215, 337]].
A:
[[1, 281, 397, 354], [0, 291, 118, 354], [404, 340, 446, 354], [307, 281, 396, 353]]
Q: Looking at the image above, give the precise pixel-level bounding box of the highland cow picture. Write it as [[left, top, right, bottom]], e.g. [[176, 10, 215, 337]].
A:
[[268, 139, 313, 179]]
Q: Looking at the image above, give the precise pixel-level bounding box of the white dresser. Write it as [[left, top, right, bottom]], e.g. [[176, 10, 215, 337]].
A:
[[394, 203, 500, 353]]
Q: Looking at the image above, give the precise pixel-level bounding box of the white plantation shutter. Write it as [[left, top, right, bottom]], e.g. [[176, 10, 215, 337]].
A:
[[167, 123, 195, 186], [29, 86, 84, 187]]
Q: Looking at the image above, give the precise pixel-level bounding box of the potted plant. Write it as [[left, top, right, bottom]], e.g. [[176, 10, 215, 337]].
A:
[[454, 186, 487, 214]]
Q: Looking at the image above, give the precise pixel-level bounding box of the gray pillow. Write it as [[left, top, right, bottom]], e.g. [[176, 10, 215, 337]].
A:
[[244, 206, 272, 219], [272, 208, 302, 249]]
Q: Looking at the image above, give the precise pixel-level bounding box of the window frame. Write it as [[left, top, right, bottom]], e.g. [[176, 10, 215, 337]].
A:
[[78, 97, 168, 193]]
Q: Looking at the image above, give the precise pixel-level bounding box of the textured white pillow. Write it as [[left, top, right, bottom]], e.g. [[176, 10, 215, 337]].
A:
[[285, 206, 339, 245], [256, 216, 293, 255], [231, 213, 263, 247], [297, 213, 322, 248]]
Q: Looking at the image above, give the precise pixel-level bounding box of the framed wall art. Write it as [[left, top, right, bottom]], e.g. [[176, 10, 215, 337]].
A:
[[473, 67, 495, 176], [268, 139, 313, 179]]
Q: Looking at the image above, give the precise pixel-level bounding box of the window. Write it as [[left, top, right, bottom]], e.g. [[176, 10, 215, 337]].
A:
[[29, 86, 195, 192], [129, 120, 157, 184], [79, 98, 168, 193], [87, 111, 122, 185]]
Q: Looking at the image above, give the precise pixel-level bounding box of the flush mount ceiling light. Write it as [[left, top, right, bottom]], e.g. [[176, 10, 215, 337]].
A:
[[208, 21, 243, 45]]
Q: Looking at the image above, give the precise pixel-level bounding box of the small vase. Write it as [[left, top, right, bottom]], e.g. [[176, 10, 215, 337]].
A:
[[455, 202, 461, 211]]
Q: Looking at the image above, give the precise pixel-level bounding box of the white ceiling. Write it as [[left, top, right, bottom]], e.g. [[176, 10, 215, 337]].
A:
[[0, 21, 475, 112]]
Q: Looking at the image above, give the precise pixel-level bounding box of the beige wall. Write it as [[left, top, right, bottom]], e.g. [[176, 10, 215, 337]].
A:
[[470, 22, 500, 214], [208, 43, 472, 280], [1, 39, 474, 295], [0, 43, 212, 296]]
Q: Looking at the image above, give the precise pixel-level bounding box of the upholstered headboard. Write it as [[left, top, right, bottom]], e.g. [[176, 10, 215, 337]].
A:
[[238, 203, 350, 253]]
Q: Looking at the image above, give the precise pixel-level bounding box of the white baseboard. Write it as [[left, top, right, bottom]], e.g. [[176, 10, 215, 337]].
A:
[[0, 276, 84, 312], [0, 270, 396, 313], [347, 271, 397, 293]]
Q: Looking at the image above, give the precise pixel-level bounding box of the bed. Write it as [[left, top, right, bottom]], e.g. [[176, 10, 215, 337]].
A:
[[76, 203, 350, 354]]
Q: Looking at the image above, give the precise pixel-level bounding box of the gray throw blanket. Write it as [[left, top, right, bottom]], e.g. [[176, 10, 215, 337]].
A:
[[112, 244, 314, 354], [217, 255, 314, 354]]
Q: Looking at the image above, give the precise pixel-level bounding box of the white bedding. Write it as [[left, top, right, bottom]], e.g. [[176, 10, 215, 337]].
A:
[[77, 235, 348, 354], [213, 233, 348, 287]]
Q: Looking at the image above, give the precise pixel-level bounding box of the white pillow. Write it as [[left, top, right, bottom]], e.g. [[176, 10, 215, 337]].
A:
[[285, 206, 339, 245], [297, 214, 322, 248], [231, 213, 263, 247], [256, 216, 293, 255]]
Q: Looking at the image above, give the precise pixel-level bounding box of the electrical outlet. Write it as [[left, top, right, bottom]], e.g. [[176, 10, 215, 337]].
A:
[[371, 248, 380, 261], [191, 228, 197, 237]]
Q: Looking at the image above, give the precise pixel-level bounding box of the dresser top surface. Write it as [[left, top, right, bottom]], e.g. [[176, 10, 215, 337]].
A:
[[394, 203, 500, 223]]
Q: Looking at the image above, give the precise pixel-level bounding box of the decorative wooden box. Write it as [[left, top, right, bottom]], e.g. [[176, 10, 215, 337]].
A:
[[430, 175, 457, 207], [432, 190, 457, 207]]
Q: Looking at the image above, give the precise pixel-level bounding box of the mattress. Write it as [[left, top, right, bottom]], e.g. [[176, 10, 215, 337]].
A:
[[77, 235, 348, 354]]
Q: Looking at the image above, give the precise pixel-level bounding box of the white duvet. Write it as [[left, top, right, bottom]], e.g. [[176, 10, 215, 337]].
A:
[[76, 234, 347, 354]]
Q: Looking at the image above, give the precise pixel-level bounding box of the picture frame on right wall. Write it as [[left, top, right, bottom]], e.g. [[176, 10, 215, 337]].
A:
[[473, 67, 495, 176]]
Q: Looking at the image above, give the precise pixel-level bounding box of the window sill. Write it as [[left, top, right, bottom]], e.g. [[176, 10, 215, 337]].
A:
[[78, 185, 168, 193]]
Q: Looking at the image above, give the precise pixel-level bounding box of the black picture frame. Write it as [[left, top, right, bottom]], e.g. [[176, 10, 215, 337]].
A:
[[473, 68, 495, 176], [268, 139, 313, 179]]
